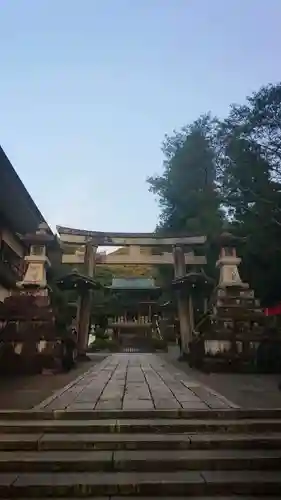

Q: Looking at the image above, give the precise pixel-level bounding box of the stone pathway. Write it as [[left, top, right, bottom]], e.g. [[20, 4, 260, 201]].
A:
[[35, 354, 237, 411]]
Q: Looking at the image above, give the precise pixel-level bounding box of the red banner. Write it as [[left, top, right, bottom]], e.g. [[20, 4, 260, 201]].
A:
[[264, 303, 281, 316]]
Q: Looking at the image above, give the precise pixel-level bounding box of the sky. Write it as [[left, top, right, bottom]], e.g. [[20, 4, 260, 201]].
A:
[[0, 0, 281, 234]]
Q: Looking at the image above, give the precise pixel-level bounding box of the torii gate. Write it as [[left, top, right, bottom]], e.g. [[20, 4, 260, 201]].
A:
[[57, 226, 207, 355]]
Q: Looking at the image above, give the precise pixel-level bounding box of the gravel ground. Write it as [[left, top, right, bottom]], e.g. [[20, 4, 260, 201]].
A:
[[162, 345, 281, 409], [0, 353, 108, 410]]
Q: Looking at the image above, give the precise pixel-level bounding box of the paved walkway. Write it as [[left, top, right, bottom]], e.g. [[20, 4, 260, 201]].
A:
[[35, 354, 237, 411]]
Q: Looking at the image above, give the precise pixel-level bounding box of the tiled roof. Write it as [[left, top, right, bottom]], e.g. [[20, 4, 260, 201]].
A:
[[0, 146, 48, 234]]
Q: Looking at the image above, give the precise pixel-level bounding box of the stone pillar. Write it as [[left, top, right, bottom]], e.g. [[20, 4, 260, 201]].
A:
[[77, 243, 97, 355], [173, 246, 191, 354], [148, 303, 152, 322], [203, 298, 208, 314], [188, 295, 194, 333]]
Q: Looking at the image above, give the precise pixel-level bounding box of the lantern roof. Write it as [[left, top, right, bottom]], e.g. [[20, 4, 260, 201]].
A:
[[56, 269, 103, 291], [217, 232, 247, 247], [20, 222, 59, 249], [172, 270, 214, 291]]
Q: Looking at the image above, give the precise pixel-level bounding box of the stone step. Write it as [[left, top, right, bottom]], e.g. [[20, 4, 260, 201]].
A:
[[0, 448, 280, 473], [6, 497, 277, 500], [2, 432, 281, 451], [113, 448, 281, 472], [112, 418, 281, 434], [1, 418, 281, 434], [109, 497, 275, 500], [0, 470, 280, 496], [1, 409, 281, 420]]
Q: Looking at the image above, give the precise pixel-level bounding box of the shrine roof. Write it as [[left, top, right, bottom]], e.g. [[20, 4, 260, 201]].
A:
[[107, 278, 160, 290], [0, 146, 50, 235]]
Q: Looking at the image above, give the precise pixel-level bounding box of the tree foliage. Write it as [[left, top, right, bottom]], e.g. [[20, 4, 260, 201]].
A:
[[217, 83, 281, 304], [147, 115, 223, 285], [149, 82, 281, 306], [148, 115, 222, 236]]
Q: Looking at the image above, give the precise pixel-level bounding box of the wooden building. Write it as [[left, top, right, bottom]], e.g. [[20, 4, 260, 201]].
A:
[[104, 278, 162, 351], [0, 146, 50, 301], [106, 278, 162, 324]]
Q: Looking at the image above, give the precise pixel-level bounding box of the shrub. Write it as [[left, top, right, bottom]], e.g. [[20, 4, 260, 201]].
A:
[[106, 339, 119, 352], [89, 338, 108, 351], [95, 327, 108, 339], [151, 337, 168, 351], [89, 337, 119, 352]]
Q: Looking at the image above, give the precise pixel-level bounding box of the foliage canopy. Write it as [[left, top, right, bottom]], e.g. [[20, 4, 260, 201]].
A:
[[148, 82, 281, 306]]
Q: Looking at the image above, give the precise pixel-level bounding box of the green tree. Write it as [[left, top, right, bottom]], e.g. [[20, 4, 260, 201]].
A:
[[220, 83, 281, 182], [147, 115, 223, 285], [217, 82, 281, 305], [148, 82, 281, 306]]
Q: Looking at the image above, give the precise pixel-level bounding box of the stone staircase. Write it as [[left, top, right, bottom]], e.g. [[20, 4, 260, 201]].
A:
[[0, 409, 280, 497]]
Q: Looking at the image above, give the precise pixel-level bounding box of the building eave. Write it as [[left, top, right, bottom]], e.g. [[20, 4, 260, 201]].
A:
[[0, 146, 49, 235]]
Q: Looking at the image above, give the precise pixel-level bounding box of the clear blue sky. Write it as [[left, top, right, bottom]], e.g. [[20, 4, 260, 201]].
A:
[[0, 0, 280, 233]]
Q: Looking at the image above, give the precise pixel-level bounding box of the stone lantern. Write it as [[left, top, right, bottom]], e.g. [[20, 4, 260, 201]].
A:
[[216, 232, 248, 290], [17, 222, 56, 301], [0, 223, 65, 375]]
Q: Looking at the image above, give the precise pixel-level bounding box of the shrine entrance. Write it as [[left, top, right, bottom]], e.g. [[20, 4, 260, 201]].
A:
[[120, 335, 152, 353], [106, 277, 162, 352], [57, 227, 206, 354]]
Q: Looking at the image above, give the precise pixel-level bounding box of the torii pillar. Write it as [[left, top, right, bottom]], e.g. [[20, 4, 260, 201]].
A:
[[76, 242, 97, 355], [173, 245, 192, 355]]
